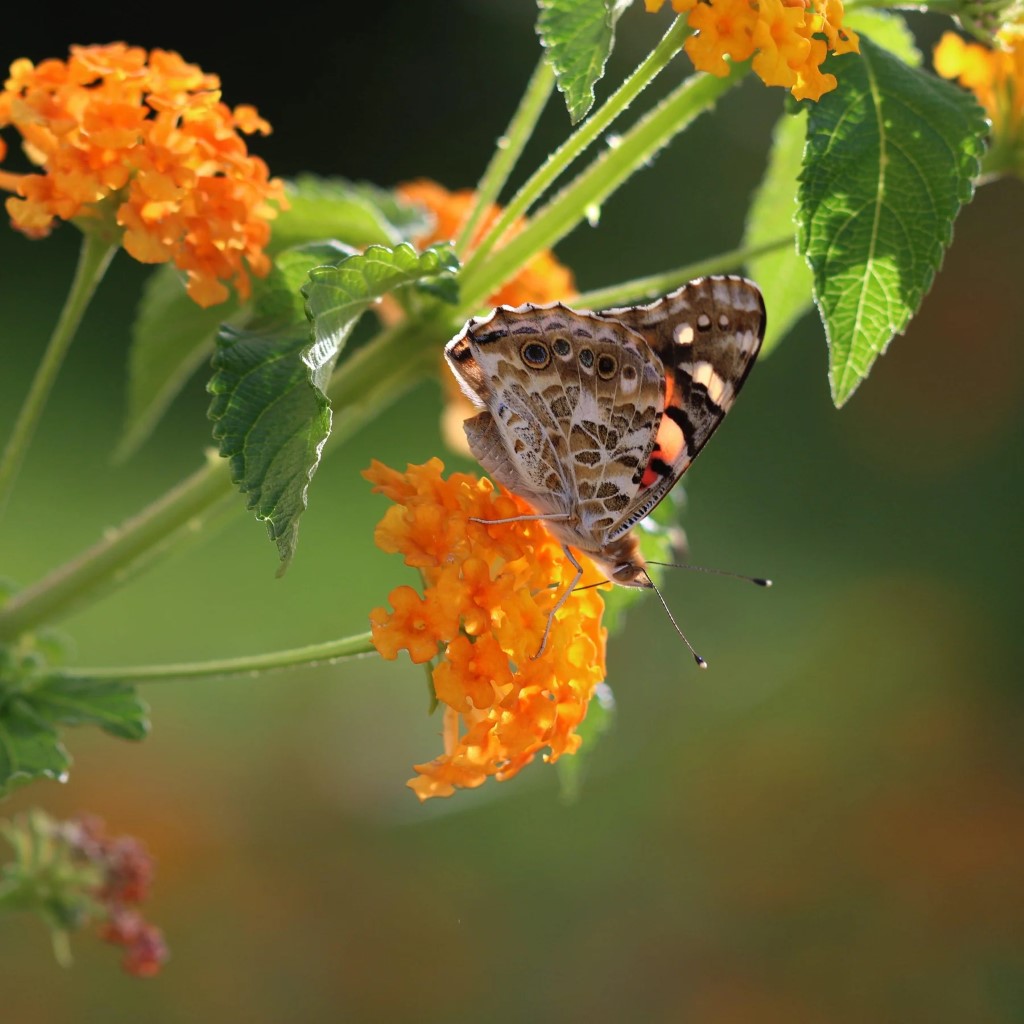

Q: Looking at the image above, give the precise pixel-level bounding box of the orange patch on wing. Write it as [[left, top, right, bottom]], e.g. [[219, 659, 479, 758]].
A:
[[640, 376, 684, 488]]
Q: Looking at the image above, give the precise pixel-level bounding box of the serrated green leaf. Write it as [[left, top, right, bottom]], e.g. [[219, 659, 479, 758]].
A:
[[303, 243, 459, 393], [0, 699, 69, 798], [273, 176, 430, 250], [745, 110, 814, 355], [208, 321, 329, 571], [27, 677, 149, 742], [843, 10, 920, 67], [537, 0, 629, 124], [116, 266, 238, 462], [797, 40, 987, 406], [253, 242, 357, 326], [210, 243, 460, 569], [557, 680, 615, 802]]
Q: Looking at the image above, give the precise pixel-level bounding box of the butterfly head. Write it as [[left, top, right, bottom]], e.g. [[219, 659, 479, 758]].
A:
[[610, 561, 653, 589]]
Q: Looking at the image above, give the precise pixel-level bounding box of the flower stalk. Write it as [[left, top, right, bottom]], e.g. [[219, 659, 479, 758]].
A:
[[456, 57, 557, 255], [0, 232, 116, 519], [457, 60, 749, 316], [572, 233, 795, 309], [459, 16, 692, 289]]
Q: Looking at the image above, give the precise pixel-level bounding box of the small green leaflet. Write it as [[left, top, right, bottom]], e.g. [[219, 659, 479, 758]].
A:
[[0, 676, 148, 797], [209, 243, 459, 570], [797, 39, 987, 406], [537, 0, 631, 123]]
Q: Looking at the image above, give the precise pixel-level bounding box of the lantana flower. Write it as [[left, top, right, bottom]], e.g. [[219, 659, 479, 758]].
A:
[[0, 43, 285, 307], [646, 0, 859, 100], [397, 179, 577, 453], [934, 28, 1024, 177], [364, 458, 608, 801]]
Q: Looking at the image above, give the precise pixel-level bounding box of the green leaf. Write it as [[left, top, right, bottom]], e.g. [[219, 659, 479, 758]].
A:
[[745, 110, 814, 355], [272, 176, 430, 251], [302, 243, 459, 392], [537, 0, 630, 124], [843, 10, 920, 67], [26, 676, 149, 742], [0, 663, 149, 796], [0, 699, 69, 798], [210, 243, 459, 570], [797, 40, 987, 406], [557, 681, 615, 802], [116, 266, 238, 461]]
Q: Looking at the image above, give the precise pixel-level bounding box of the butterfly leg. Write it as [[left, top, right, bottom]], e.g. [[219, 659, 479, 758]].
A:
[[468, 513, 571, 527], [535, 545, 585, 660]]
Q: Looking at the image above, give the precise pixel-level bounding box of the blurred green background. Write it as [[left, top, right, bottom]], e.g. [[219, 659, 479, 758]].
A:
[[2, 4, 1023, 1022]]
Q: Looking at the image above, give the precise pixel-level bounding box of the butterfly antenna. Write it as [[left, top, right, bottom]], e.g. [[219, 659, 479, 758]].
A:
[[647, 561, 772, 588], [648, 576, 707, 670]]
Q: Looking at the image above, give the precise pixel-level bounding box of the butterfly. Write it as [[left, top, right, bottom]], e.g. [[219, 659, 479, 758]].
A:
[[444, 275, 766, 663]]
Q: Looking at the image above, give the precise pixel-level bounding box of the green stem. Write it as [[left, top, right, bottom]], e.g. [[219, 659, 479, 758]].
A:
[[0, 233, 117, 519], [58, 632, 376, 683], [0, 313, 449, 642], [456, 57, 556, 255], [459, 16, 691, 288], [572, 234, 796, 310], [458, 62, 749, 317]]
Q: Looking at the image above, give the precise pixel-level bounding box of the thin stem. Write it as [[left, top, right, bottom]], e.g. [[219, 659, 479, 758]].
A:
[[58, 632, 376, 683], [0, 233, 117, 519], [456, 58, 556, 254], [457, 62, 749, 317], [571, 234, 796, 310], [459, 16, 691, 286]]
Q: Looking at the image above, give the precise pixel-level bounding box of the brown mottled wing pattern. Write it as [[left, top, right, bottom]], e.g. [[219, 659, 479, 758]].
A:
[[444, 302, 664, 530], [597, 276, 766, 541]]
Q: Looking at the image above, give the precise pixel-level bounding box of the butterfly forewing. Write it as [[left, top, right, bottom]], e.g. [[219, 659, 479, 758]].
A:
[[447, 302, 664, 524]]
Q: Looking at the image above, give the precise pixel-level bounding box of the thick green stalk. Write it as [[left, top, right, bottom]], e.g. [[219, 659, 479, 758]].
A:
[[0, 233, 117, 519], [456, 58, 556, 255], [0, 314, 448, 641], [59, 632, 375, 682], [0, 454, 232, 640], [458, 62, 749, 316], [459, 16, 691, 282], [572, 234, 796, 310]]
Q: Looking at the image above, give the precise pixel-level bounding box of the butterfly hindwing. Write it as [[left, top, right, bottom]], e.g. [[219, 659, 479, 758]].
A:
[[599, 276, 766, 540]]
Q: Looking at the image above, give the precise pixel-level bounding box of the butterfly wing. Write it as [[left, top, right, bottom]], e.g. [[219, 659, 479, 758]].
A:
[[597, 275, 766, 541], [445, 303, 665, 526]]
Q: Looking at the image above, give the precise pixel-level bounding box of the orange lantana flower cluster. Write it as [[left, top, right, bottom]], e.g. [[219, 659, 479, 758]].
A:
[[646, 0, 859, 100], [934, 29, 1024, 175], [0, 43, 285, 307], [364, 458, 608, 801]]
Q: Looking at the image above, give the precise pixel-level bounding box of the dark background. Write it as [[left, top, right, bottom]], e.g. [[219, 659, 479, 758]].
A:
[[2, 4, 1023, 1022]]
